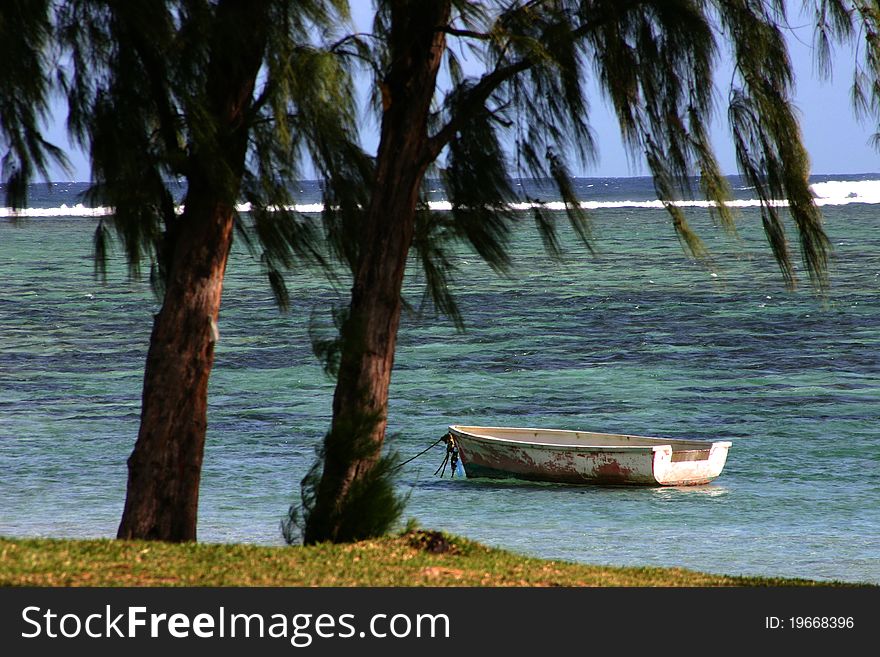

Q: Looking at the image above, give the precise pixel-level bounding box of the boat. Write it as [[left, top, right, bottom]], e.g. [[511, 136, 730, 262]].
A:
[[447, 425, 731, 486]]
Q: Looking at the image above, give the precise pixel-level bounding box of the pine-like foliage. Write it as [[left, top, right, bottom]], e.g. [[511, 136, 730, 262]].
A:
[[813, 2, 880, 155], [330, 1, 831, 329], [283, 440, 407, 545], [812, 0, 880, 116], [300, 0, 836, 545], [57, 0, 361, 300], [0, 0, 68, 208], [54, 0, 372, 543]]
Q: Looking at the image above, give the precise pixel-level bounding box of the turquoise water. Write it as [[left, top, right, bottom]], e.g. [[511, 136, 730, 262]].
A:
[[1, 189, 878, 584]]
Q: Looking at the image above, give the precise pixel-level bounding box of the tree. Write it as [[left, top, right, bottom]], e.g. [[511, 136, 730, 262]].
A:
[[57, 0, 358, 542], [0, 0, 68, 208], [812, 2, 880, 131], [296, 0, 831, 544]]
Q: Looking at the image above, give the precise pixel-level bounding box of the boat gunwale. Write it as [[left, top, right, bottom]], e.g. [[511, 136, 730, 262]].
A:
[[449, 424, 732, 453]]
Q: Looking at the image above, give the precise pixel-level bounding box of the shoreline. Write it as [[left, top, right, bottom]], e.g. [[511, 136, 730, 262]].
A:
[[1, 532, 869, 588]]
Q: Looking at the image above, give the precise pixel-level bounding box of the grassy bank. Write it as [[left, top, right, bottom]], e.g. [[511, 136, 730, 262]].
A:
[[0, 530, 851, 587]]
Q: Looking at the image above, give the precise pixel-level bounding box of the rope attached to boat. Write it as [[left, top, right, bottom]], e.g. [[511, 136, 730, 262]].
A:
[[434, 433, 459, 478], [392, 432, 460, 478], [395, 436, 445, 471]]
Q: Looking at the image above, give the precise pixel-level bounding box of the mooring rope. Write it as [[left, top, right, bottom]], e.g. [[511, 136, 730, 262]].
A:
[[394, 435, 446, 471], [392, 432, 459, 478]]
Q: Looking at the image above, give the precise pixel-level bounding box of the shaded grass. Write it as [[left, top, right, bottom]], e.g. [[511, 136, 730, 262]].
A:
[[0, 530, 860, 587]]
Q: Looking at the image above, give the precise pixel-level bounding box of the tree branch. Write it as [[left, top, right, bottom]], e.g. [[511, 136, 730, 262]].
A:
[[423, 1, 651, 162], [425, 58, 530, 161], [329, 32, 384, 52], [438, 26, 493, 40]]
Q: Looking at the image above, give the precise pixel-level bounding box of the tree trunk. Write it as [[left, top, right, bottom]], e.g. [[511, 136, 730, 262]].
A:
[[117, 0, 268, 542], [304, 0, 451, 544], [116, 190, 234, 541]]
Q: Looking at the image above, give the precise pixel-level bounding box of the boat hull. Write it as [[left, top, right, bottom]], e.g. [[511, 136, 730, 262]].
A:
[[449, 425, 731, 486]]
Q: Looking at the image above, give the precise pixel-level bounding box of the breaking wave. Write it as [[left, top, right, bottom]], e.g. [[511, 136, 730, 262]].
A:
[[3, 177, 880, 218]]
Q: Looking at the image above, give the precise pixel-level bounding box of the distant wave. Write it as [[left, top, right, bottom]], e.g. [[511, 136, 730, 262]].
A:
[[808, 179, 880, 205], [4, 178, 880, 217], [0, 203, 113, 218]]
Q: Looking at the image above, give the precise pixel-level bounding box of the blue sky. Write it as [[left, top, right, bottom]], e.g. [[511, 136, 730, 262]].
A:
[[43, 6, 880, 181]]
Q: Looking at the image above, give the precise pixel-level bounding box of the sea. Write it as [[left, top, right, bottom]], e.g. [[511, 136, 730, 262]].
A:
[[1, 175, 878, 585]]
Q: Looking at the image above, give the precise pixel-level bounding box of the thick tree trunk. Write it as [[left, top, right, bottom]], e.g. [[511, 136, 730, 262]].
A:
[[116, 190, 234, 541], [117, 0, 268, 542], [305, 1, 451, 544]]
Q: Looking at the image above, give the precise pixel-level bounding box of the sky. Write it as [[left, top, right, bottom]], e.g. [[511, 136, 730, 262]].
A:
[[42, 4, 880, 182]]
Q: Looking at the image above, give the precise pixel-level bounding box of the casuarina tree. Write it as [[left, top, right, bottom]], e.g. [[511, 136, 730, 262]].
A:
[[295, 0, 832, 544], [57, 0, 360, 542], [0, 0, 68, 208]]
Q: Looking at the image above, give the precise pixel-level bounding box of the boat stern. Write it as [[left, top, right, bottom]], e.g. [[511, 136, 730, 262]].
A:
[[651, 441, 731, 486]]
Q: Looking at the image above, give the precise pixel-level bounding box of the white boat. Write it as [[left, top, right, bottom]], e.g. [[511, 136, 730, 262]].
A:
[[447, 425, 731, 486]]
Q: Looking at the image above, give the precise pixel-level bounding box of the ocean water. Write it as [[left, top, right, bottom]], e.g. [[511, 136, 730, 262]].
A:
[[1, 176, 878, 584]]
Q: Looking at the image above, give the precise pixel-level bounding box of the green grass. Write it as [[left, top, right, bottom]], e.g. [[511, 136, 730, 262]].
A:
[[0, 530, 859, 587]]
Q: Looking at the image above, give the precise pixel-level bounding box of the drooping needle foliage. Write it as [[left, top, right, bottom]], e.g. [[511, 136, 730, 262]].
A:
[[3, 0, 856, 546], [56, 0, 362, 542], [293, 0, 835, 545], [0, 0, 68, 208]]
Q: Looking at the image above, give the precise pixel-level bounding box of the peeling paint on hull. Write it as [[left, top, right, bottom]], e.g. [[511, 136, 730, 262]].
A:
[[449, 425, 731, 487]]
